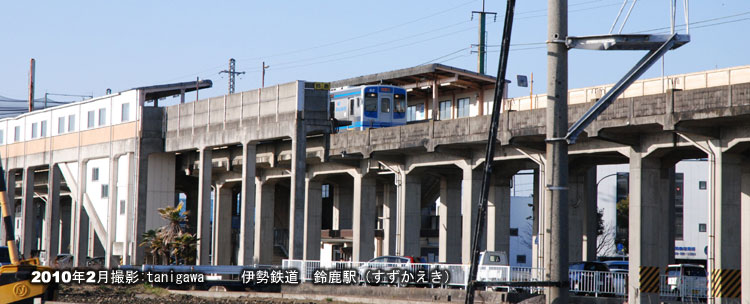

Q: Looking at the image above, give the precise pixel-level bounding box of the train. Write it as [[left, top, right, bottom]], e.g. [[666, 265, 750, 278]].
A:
[[330, 85, 407, 131]]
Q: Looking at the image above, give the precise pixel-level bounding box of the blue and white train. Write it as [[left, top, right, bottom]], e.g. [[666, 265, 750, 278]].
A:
[[331, 85, 407, 130]]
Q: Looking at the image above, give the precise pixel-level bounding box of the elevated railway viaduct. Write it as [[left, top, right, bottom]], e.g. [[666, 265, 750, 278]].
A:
[[1, 64, 750, 303]]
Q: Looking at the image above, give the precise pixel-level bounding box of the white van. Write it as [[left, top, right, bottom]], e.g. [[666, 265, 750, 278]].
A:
[[476, 251, 510, 283]]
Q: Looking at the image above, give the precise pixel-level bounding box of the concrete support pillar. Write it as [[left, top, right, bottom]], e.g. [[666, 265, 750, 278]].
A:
[[44, 164, 61, 266], [106, 157, 119, 267], [532, 168, 541, 270], [487, 175, 510, 255], [711, 148, 742, 302], [212, 183, 233, 265], [303, 178, 322, 260], [741, 162, 750, 303], [568, 171, 584, 261], [254, 180, 274, 264], [196, 148, 212, 265], [581, 167, 598, 261], [333, 181, 353, 230], [438, 176, 461, 263], [122, 153, 135, 265], [382, 182, 397, 256], [74, 161, 88, 266], [628, 150, 672, 304], [398, 172, 421, 257], [238, 143, 256, 265], [352, 173, 376, 262], [461, 166, 482, 264], [287, 126, 307, 260], [20, 167, 35, 258]]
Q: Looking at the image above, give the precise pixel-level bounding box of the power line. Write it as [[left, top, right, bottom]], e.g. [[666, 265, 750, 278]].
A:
[[421, 47, 471, 65], [269, 25, 480, 72], [243, 20, 473, 72]]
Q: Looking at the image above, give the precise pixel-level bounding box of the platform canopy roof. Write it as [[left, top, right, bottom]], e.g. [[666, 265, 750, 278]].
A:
[[331, 64, 497, 97]]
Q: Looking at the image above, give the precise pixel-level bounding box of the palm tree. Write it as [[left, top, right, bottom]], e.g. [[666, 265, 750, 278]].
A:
[[140, 202, 199, 265], [158, 202, 187, 247], [172, 233, 198, 265], [140, 229, 166, 264]]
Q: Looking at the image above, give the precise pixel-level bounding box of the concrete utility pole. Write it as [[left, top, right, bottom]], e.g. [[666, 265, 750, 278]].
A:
[[472, 0, 496, 75], [219, 58, 245, 94], [545, 0, 569, 303], [28, 58, 36, 112], [261, 61, 270, 88]]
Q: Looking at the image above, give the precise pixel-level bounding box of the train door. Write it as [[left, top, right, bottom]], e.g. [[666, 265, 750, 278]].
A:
[[379, 91, 392, 127]]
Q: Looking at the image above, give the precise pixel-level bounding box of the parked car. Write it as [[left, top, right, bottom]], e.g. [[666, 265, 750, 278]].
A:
[[603, 260, 628, 295], [666, 264, 707, 300], [569, 261, 614, 296], [86, 256, 105, 269], [53, 253, 74, 268], [603, 260, 628, 273], [476, 251, 509, 283]]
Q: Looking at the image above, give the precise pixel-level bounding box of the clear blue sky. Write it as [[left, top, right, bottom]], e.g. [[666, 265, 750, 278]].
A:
[[1, 1, 748, 108]]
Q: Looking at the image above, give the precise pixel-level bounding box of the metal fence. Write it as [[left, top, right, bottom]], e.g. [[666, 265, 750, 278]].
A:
[[281, 259, 544, 289], [568, 270, 628, 297], [659, 275, 708, 302]]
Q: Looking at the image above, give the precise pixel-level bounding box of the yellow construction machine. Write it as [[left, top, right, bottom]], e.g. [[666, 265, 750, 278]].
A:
[[0, 164, 57, 303]]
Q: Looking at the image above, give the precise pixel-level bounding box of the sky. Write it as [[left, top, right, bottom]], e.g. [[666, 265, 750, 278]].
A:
[[1, 0, 749, 110]]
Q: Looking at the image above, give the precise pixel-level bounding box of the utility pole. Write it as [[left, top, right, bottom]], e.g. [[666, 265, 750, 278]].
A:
[[219, 58, 245, 94], [545, 0, 569, 303], [464, 0, 515, 303], [28, 58, 36, 112], [472, 1, 496, 75], [261, 61, 270, 88]]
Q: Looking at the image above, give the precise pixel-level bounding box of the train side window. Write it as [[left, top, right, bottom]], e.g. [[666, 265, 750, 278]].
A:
[[381, 98, 391, 113], [349, 99, 354, 116]]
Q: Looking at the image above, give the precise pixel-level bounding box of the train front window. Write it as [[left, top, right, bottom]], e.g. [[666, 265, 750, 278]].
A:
[[381, 98, 391, 113], [364, 93, 378, 113], [394, 94, 406, 113]]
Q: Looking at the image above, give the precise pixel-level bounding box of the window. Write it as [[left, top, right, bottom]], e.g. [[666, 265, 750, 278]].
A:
[[407, 105, 417, 122], [40, 120, 47, 137], [699, 181, 707, 190], [68, 115, 76, 132], [349, 99, 354, 116], [0, 130, 4, 145], [364, 93, 378, 116], [92, 167, 99, 181], [394, 94, 406, 114], [456, 98, 470, 118], [58, 117, 65, 134], [87, 111, 95, 128], [98, 108, 106, 126], [380, 98, 391, 113], [699, 223, 706, 232], [121, 103, 130, 122], [516, 255, 527, 264], [119, 200, 126, 215], [101, 184, 109, 198], [322, 184, 330, 198], [439, 100, 451, 120], [509, 228, 519, 236], [14, 126, 20, 142], [31, 123, 38, 139]]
